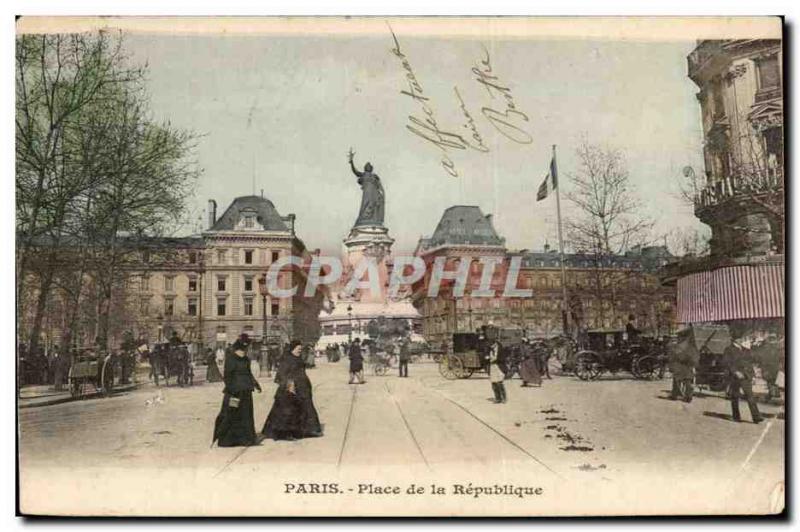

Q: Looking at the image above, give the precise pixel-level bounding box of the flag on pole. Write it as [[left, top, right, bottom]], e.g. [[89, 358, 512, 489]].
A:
[[536, 155, 559, 201]]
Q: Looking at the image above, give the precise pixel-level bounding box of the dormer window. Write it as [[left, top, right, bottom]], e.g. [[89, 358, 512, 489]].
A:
[[236, 208, 260, 231]]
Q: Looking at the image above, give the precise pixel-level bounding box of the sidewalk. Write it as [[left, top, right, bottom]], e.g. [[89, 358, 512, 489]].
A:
[[19, 382, 143, 409]]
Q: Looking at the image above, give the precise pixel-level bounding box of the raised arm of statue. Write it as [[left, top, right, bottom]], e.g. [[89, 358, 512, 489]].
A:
[[348, 148, 364, 177]]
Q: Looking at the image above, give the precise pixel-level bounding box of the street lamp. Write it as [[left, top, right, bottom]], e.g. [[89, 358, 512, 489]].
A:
[[347, 304, 353, 343], [258, 274, 269, 344]]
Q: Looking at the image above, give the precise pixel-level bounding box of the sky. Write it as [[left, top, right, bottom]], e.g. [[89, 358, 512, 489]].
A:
[[123, 24, 709, 256]]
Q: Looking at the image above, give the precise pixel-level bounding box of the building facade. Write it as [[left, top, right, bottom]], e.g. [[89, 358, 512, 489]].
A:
[[662, 39, 784, 329], [132, 195, 326, 348], [411, 206, 675, 349]]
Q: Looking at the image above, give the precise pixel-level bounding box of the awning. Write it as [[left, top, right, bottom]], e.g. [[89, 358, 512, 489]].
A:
[[677, 263, 784, 323]]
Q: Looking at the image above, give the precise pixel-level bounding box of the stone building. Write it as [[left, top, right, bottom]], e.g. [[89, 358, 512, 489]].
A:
[[661, 39, 784, 329], [132, 195, 326, 348], [410, 206, 675, 349]]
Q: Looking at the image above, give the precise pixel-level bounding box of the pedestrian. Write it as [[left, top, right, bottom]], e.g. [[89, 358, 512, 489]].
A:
[[519, 337, 542, 387], [150, 344, 162, 387], [488, 340, 507, 403], [51, 346, 67, 392], [212, 335, 262, 447], [625, 315, 641, 344], [669, 327, 698, 402], [398, 338, 410, 378], [723, 326, 763, 424], [754, 333, 782, 401], [261, 340, 323, 441], [205, 347, 223, 383], [348, 338, 365, 384], [304, 344, 316, 369]]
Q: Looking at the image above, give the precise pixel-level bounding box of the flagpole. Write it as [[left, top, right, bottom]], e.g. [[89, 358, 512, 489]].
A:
[[552, 145, 571, 336]]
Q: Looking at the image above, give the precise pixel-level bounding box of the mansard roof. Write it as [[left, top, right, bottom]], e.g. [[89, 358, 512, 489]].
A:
[[210, 195, 291, 232], [425, 205, 505, 248]]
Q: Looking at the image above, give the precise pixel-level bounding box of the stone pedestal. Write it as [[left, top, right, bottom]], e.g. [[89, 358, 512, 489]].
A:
[[342, 225, 395, 303]]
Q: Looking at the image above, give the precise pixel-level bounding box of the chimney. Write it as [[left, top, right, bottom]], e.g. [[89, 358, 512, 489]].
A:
[[207, 199, 217, 230]]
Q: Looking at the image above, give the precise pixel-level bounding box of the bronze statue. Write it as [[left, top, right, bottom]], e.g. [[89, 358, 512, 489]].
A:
[[348, 148, 385, 227]]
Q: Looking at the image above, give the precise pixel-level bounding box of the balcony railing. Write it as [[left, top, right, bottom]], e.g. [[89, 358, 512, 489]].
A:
[[695, 167, 784, 211]]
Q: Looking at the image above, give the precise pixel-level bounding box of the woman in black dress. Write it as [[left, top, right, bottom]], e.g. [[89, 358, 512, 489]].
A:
[[262, 340, 323, 441], [212, 336, 262, 447]]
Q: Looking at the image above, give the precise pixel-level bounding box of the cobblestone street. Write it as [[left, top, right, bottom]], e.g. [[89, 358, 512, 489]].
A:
[[19, 360, 784, 516]]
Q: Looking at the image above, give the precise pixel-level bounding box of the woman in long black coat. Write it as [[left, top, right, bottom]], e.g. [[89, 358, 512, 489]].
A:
[[213, 338, 262, 447], [262, 341, 323, 441], [348, 339, 365, 384]]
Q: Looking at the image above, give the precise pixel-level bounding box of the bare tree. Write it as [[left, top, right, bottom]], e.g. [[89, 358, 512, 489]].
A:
[[565, 139, 656, 330]]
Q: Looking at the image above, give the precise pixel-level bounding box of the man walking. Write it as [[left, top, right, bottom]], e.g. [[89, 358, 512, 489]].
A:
[[398, 338, 410, 378], [669, 327, 698, 402], [723, 326, 763, 424], [488, 340, 507, 403]]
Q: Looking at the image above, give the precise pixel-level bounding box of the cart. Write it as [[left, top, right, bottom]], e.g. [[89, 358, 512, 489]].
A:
[[692, 325, 730, 392], [573, 329, 666, 381], [68, 351, 116, 398], [438, 326, 524, 380]]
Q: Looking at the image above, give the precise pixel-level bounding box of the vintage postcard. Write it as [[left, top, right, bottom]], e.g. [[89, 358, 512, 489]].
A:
[[15, 16, 784, 516]]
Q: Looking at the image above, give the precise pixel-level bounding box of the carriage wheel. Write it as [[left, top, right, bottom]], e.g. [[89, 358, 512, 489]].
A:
[[438, 356, 459, 380], [450, 356, 467, 378], [632, 356, 659, 381], [374, 363, 387, 376], [575, 353, 602, 381]]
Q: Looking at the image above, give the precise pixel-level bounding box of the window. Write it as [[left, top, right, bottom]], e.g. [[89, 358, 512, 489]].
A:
[[757, 55, 780, 90], [140, 275, 151, 292], [243, 298, 254, 316], [188, 251, 197, 264], [140, 299, 150, 316], [243, 276, 253, 292], [164, 275, 175, 292], [188, 276, 198, 292], [217, 298, 227, 316], [322, 324, 335, 335], [217, 276, 227, 292], [187, 298, 197, 317], [271, 250, 280, 263], [244, 250, 254, 264], [217, 249, 227, 265], [271, 301, 280, 316], [164, 298, 175, 316], [216, 325, 226, 334], [245, 215, 255, 229]]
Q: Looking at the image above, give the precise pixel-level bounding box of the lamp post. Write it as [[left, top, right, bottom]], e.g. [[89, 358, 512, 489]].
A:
[[258, 274, 269, 344], [347, 304, 353, 343]]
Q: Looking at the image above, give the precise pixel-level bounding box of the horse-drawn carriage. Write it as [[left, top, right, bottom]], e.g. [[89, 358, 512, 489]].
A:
[[573, 328, 667, 381], [68, 350, 116, 398], [438, 326, 525, 380], [691, 325, 730, 392]]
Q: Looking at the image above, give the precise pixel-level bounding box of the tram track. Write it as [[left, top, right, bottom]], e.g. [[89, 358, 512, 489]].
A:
[[383, 381, 431, 471], [336, 385, 358, 469]]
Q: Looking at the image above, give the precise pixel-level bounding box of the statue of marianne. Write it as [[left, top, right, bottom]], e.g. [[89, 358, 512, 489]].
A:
[[348, 148, 385, 227]]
